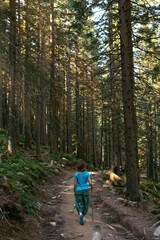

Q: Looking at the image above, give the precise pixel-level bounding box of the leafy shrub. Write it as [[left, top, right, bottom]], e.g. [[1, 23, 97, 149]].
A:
[[0, 129, 7, 135], [0, 132, 8, 152], [10, 181, 38, 215], [62, 153, 74, 161], [0, 148, 56, 216]]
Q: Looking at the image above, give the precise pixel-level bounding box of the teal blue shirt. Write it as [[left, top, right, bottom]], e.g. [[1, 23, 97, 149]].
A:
[[74, 171, 90, 191]]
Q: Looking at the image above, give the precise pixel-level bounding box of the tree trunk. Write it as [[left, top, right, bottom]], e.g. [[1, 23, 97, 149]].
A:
[[104, 107, 109, 168], [41, 92, 47, 146], [100, 108, 103, 168], [36, 0, 41, 156], [146, 99, 153, 180], [75, 49, 81, 158], [118, 0, 139, 199], [59, 69, 66, 153], [92, 97, 97, 167], [62, 80, 66, 152], [117, 97, 122, 167], [3, 74, 8, 129], [157, 102, 160, 182], [154, 104, 158, 182], [109, 6, 120, 173], [66, 51, 72, 154], [82, 91, 85, 160], [16, 0, 23, 141], [148, 124, 153, 179], [0, 58, 2, 129], [24, 0, 31, 149], [8, 0, 17, 155], [50, 1, 57, 153], [108, 110, 112, 168], [86, 96, 90, 162], [40, 31, 47, 146]]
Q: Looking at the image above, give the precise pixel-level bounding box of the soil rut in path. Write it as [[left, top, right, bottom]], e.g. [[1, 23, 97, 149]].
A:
[[59, 171, 139, 240]]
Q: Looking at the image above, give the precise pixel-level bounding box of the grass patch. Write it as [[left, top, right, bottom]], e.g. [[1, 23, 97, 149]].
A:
[[0, 131, 8, 152], [0, 132, 97, 219], [0, 138, 59, 217], [140, 179, 160, 202], [10, 181, 40, 215]]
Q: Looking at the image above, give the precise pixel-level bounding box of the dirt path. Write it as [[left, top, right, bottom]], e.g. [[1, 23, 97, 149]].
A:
[[27, 170, 157, 240], [59, 171, 103, 240], [58, 171, 139, 240]]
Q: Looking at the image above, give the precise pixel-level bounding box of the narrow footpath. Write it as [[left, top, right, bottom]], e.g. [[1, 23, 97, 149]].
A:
[[58, 171, 139, 240], [28, 170, 158, 240]]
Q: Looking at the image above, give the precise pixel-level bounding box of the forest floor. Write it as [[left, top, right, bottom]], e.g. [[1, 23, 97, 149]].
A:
[[0, 169, 159, 240]]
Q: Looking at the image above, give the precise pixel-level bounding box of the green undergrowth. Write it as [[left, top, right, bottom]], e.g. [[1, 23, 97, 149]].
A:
[[0, 133, 77, 219], [0, 129, 8, 152], [0, 131, 96, 220], [0, 151, 95, 218], [140, 179, 160, 202], [0, 151, 59, 217]]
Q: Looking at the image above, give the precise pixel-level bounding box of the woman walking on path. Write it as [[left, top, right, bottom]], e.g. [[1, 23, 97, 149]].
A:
[[74, 161, 93, 225]]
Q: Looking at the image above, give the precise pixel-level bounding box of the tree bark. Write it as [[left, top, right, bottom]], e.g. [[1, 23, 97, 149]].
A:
[[24, 0, 31, 149], [0, 57, 3, 129], [75, 49, 81, 158], [40, 31, 47, 146], [100, 107, 104, 168], [59, 69, 66, 152], [153, 101, 158, 182], [62, 79, 66, 152], [35, 0, 41, 156], [118, 0, 139, 199], [86, 96, 90, 162], [66, 51, 72, 154], [109, 6, 120, 173], [104, 106, 109, 168], [82, 91, 85, 160], [50, 1, 57, 153], [147, 99, 153, 180], [148, 124, 153, 179], [157, 102, 160, 182], [108, 110, 112, 168], [16, 0, 23, 142], [8, 0, 17, 155], [3, 74, 8, 129], [92, 96, 97, 167]]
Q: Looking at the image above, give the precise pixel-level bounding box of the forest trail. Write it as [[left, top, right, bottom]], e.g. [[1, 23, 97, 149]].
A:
[[59, 171, 96, 240], [27, 170, 157, 240], [58, 171, 143, 240], [60, 173, 93, 240], [59, 171, 118, 240]]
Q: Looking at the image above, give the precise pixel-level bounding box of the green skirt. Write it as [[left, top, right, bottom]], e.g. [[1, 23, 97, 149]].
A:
[[75, 189, 89, 216]]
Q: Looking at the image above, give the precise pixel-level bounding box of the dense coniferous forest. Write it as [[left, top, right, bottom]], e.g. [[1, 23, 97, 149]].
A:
[[0, 0, 160, 199]]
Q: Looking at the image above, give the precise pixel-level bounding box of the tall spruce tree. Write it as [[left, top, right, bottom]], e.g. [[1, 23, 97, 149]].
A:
[[8, 0, 16, 155], [118, 0, 139, 199]]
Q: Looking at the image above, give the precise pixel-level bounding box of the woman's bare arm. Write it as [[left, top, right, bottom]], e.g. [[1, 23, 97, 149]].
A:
[[88, 178, 93, 188]]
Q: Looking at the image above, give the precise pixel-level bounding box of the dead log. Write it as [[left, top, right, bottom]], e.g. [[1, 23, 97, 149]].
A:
[[109, 173, 125, 187]]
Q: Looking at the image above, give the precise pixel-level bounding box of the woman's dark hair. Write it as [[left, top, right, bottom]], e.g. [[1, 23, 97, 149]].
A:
[[76, 161, 87, 172]]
